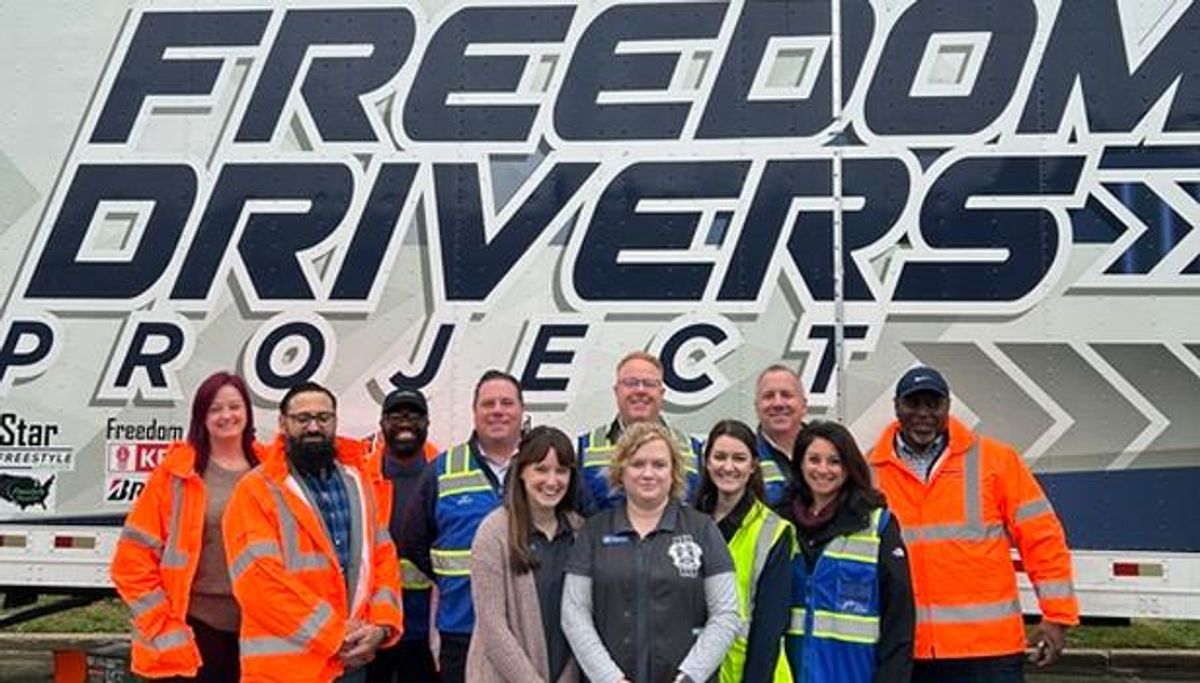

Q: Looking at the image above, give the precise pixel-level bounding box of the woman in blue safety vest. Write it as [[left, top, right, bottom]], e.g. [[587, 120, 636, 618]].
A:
[[692, 419, 794, 683], [777, 420, 915, 683]]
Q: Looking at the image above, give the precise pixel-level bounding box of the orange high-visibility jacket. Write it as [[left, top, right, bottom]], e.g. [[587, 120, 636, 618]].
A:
[[364, 435, 440, 591], [110, 441, 264, 678], [223, 436, 403, 682], [869, 417, 1079, 659]]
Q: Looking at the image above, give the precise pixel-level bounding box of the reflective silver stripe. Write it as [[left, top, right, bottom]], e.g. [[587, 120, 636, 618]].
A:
[[263, 477, 330, 573], [120, 525, 163, 555], [374, 527, 392, 547], [1034, 579, 1076, 600], [161, 477, 189, 569], [129, 589, 166, 618], [825, 509, 882, 563], [759, 459, 785, 483], [241, 602, 334, 657], [438, 471, 492, 497], [811, 610, 880, 644], [371, 586, 400, 609], [917, 597, 1022, 624], [401, 559, 434, 588], [787, 607, 807, 635], [582, 448, 613, 467], [1015, 497, 1054, 524], [229, 540, 283, 581], [582, 428, 614, 468], [902, 443, 1001, 545], [824, 536, 879, 563], [740, 510, 782, 638], [903, 522, 1006, 544], [136, 627, 190, 651], [431, 549, 471, 576]]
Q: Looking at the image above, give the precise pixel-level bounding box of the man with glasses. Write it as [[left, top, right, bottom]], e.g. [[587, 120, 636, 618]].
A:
[[401, 370, 525, 683], [365, 389, 440, 683], [868, 366, 1079, 682], [224, 382, 401, 683], [577, 351, 701, 513]]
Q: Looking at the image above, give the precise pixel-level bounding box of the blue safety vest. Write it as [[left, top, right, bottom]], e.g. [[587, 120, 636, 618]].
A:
[[431, 442, 501, 634], [578, 421, 702, 511], [757, 437, 790, 507], [786, 508, 888, 683]]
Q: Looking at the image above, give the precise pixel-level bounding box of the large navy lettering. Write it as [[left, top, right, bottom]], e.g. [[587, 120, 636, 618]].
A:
[[865, 0, 1035, 136], [698, 0, 873, 139], [236, 8, 416, 143], [26, 165, 196, 299], [404, 5, 574, 142], [91, 11, 269, 143], [555, 3, 727, 140], [1018, 0, 1200, 133]]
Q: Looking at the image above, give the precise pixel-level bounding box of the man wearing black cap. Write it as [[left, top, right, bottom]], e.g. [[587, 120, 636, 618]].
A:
[[868, 366, 1079, 682], [366, 389, 440, 683]]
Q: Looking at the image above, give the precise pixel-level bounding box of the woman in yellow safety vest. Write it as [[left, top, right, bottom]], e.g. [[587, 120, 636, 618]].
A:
[[693, 419, 795, 683]]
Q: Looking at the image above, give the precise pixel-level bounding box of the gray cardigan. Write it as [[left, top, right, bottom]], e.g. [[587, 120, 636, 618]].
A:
[[466, 508, 581, 683]]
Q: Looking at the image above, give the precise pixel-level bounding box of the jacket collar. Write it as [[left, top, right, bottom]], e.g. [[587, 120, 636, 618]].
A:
[[162, 441, 199, 478], [870, 415, 977, 468], [259, 434, 368, 482]]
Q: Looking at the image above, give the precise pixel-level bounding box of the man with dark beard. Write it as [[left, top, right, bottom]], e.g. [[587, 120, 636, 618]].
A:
[[224, 382, 402, 683], [365, 389, 440, 683]]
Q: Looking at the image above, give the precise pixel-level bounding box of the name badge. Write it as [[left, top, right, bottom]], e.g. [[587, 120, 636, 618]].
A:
[[601, 534, 631, 546]]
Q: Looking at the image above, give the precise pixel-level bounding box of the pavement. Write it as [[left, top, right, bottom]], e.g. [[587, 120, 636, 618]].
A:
[[1, 634, 1199, 680]]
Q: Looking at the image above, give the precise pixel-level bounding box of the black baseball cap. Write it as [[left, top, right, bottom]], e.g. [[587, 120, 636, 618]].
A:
[[382, 388, 428, 415], [895, 366, 949, 399]]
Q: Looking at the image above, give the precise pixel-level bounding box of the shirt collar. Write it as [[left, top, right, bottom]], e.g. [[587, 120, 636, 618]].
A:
[[614, 500, 682, 535], [895, 431, 947, 462]]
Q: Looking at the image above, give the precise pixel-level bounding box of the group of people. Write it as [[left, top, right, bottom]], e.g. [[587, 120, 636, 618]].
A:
[[110, 352, 1080, 683]]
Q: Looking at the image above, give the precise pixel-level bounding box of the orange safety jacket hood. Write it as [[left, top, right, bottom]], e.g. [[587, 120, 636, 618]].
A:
[[224, 435, 402, 683], [870, 417, 1079, 660]]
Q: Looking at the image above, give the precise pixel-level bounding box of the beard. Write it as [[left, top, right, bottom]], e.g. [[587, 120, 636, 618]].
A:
[[285, 434, 336, 476]]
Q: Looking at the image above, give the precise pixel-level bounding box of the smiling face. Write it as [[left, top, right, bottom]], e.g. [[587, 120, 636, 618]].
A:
[[895, 390, 950, 449], [755, 369, 807, 441], [614, 357, 665, 424], [205, 384, 247, 443], [380, 407, 428, 459], [520, 447, 572, 514], [705, 434, 756, 499], [621, 437, 674, 509], [473, 378, 524, 447], [801, 436, 847, 506]]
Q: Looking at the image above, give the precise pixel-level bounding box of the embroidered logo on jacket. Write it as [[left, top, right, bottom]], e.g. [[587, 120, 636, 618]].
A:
[[668, 535, 703, 578]]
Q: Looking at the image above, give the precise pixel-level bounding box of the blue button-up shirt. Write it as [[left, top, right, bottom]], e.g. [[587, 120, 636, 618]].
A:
[[300, 467, 353, 578]]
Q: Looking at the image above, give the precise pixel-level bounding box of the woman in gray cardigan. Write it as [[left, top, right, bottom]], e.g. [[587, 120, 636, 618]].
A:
[[466, 426, 583, 683]]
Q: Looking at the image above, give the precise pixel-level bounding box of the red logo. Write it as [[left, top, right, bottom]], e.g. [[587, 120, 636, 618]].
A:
[[107, 443, 167, 472]]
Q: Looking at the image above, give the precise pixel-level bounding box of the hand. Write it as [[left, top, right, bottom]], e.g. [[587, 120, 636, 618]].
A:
[[339, 621, 386, 669], [1028, 619, 1067, 667]]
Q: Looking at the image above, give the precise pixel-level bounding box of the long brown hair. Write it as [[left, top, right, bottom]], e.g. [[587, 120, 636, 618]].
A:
[[694, 419, 764, 514], [791, 420, 885, 518], [506, 425, 578, 574]]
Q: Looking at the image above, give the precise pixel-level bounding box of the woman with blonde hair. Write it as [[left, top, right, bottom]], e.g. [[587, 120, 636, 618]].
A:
[[562, 422, 740, 683], [466, 426, 583, 682]]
